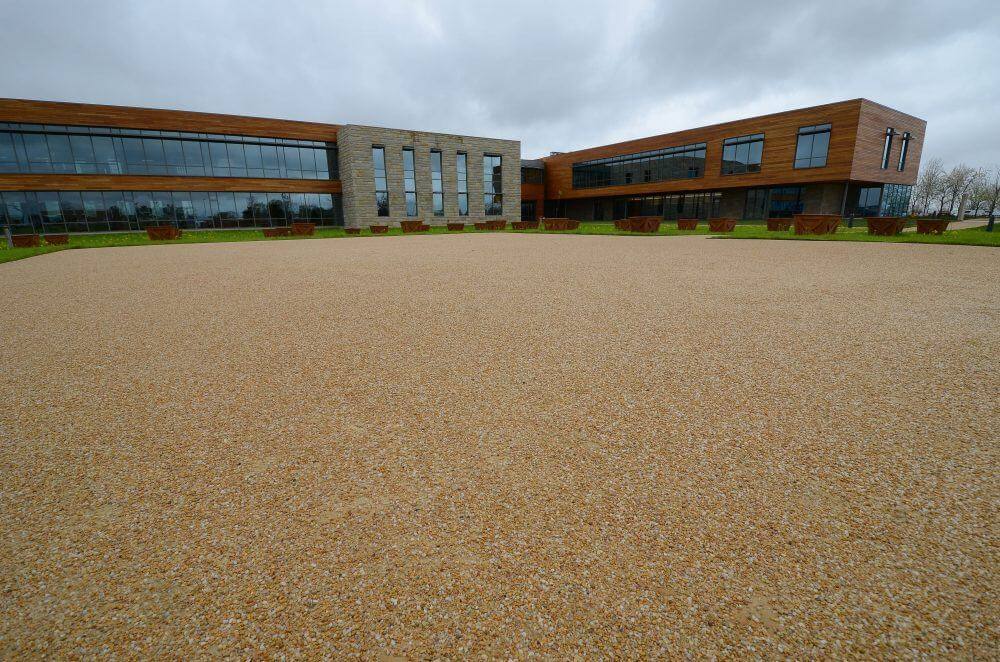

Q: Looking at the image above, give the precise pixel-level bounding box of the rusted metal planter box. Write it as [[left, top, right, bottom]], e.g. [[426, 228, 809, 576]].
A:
[[613, 219, 629, 231], [487, 220, 507, 230], [520, 220, 539, 229], [291, 222, 316, 236], [543, 218, 573, 230], [146, 226, 183, 240], [446, 223, 465, 231], [474, 222, 488, 230], [44, 234, 70, 245], [708, 218, 737, 232], [676, 218, 699, 230], [11, 234, 41, 247], [628, 216, 661, 233], [865, 217, 907, 236], [369, 225, 389, 234], [263, 226, 292, 237], [400, 220, 424, 233], [793, 214, 840, 235], [915, 219, 950, 234]]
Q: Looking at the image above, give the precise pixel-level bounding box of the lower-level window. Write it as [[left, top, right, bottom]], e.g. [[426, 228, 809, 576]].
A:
[[0, 190, 343, 233], [743, 186, 805, 219], [612, 192, 721, 219], [856, 187, 882, 217], [521, 200, 536, 221]]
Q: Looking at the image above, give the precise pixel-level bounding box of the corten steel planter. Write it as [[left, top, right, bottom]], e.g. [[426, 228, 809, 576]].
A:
[[146, 226, 182, 240], [521, 220, 539, 229], [511, 221, 530, 230], [627, 216, 661, 233], [676, 218, 699, 230], [543, 218, 572, 230], [708, 218, 737, 233], [419, 224, 430, 231], [369, 225, 389, 234], [766, 219, 792, 231], [865, 217, 907, 236], [793, 214, 840, 235], [474, 222, 488, 230], [915, 219, 950, 234], [487, 220, 507, 230], [262, 227, 292, 237], [400, 220, 423, 233], [446, 223, 465, 231], [11, 234, 40, 247], [344, 227, 361, 235], [43, 234, 69, 245], [566, 219, 580, 230], [291, 222, 316, 236], [614, 219, 629, 231]]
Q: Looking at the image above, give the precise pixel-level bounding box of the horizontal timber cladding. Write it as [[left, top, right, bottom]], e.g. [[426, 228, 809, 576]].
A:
[[0, 98, 339, 142], [541, 99, 922, 201], [850, 99, 925, 185], [0, 174, 341, 193]]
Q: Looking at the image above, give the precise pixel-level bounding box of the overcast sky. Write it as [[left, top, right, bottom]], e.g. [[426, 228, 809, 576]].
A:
[[2, 0, 998, 166]]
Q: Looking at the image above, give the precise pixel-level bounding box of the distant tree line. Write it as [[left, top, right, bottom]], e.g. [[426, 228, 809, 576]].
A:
[[912, 158, 1000, 217]]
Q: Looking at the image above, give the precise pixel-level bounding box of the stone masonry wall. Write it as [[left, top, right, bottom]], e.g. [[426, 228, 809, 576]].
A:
[[339, 125, 520, 228]]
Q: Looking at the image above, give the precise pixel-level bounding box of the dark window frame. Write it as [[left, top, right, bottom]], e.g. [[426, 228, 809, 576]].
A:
[[721, 133, 765, 175], [881, 128, 895, 169], [897, 132, 911, 171], [793, 123, 831, 169], [430, 149, 444, 216], [402, 147, 418, 217], [372, 145, 389, 217]]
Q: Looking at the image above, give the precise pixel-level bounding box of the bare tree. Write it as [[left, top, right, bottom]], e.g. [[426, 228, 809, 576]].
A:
[[972, 165, 1000, 218], [913, 157, 945, 215], [941, 164, 979, 216]]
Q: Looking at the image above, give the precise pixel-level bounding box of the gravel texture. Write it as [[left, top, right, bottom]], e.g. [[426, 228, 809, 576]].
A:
[[1, 235, 997, 658]]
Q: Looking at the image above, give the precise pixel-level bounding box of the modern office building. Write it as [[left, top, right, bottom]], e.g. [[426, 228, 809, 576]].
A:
[[0, 97, 922, 235], [525, 98, 924, 222]]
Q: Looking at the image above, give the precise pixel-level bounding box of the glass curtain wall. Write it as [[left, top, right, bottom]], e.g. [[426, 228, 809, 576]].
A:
[[0, 123, 337, 179], [572, 143, 706, 189], [0, 190, 342, 234]]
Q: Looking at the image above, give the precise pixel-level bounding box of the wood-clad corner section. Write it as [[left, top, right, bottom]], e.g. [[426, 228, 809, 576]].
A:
[[850, 100, 925, 185], [539, 99, 868, 201], [0, 98, 340, 142], [0, 174, 342, 193]]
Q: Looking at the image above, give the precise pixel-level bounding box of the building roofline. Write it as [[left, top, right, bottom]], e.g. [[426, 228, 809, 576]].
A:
[[541, 98, 924, 162]]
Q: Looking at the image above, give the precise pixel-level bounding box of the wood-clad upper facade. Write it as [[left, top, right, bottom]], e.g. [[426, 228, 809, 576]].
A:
[[539, 99, 925, 202]]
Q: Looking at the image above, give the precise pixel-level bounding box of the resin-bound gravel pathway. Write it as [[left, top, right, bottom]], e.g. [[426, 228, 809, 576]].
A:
[[1, 234, 997, 658]]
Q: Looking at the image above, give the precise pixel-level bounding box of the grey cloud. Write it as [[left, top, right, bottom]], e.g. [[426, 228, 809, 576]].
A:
[[1, 0, 997, 165]]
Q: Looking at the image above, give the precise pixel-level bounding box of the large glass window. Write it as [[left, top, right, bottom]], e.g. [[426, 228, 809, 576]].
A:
[[0, 190, 342, 233], [721, 133, 764, 175], [430, 149, 444, 216], [483, 154, 502, 215], [857, 186, 882, 216], [572, 142, 706, 189], [521, 167, 543, 184], [0, 124, 338, 180], [456, 152, 468, 216], [768, 186, 805, 217], [402, 147, 417, 216], [794, 124, 831, 169], [881, 184, 912, 216], [612, 191, 721, 220], [372, 146, 389, 216]]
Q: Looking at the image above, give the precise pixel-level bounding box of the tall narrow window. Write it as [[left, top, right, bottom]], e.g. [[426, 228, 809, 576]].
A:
[[456, 152, 468, 216], [794, 123, 831, 169], [372, 146, 389, 216], [881, 128, 895, 169], [897, 132, 911, 171], [483, 154, 502, 215], [430, 149, 444, 216], [402, 147, 417, 216]]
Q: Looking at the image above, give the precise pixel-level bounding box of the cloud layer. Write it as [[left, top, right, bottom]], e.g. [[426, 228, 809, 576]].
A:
[[2, 0, 997, 165]]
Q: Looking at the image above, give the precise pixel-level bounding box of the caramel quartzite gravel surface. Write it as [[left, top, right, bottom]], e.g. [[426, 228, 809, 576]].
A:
[[1, 235, 997, 658]]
